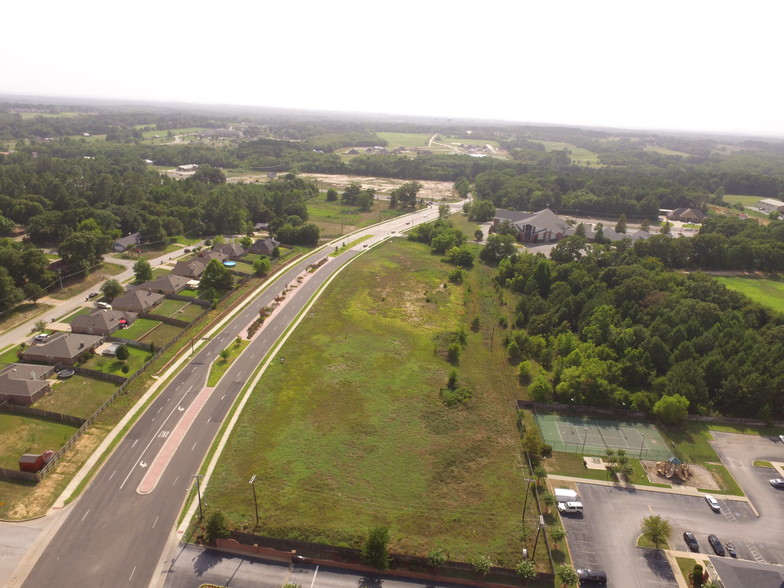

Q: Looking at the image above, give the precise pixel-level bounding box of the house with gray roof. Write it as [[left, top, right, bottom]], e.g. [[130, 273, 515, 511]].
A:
[[21, 333, 104, 366], [198, 249, 229, 263], [0, 364, 55, 405], [213, 243, 247, 259], [111, 289, 165, 314], [249, 237, 280, 256], [668, 208, 706, 223], [136, 274, 190, 295], [493, 209, 570, 243], [70, 309, 137, 336], [171, 258, 208, 279], [113, 232, 141, 252]]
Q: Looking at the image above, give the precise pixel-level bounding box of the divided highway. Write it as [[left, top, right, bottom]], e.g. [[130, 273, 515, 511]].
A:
[[13, 207, 445, 588]]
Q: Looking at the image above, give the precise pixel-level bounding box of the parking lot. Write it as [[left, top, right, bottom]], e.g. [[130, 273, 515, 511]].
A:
[[559, 432, 784, 587]]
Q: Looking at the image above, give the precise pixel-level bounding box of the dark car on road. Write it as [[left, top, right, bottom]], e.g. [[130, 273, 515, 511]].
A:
[[683, 532, 699, 552], [708, 534, 725, 556], [577, 569, 607, 585], [725, 542, 737, 557]]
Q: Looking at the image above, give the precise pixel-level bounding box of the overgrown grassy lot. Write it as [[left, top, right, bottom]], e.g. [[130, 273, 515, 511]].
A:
[[205, 238, 528, 564], [0, 413, 79, 469], [48, 262, 125, 300], [0, 302, 53, 335], [307, 193, 403, 239], [376, 132, 433, 148], [713, 275, 784, 313], [35, 375, 119, 419], [139, 323, 183, 347]]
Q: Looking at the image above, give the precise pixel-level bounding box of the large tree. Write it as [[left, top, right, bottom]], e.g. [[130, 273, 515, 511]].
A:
[[199, 258, 234, 294], [101, 279, 124, 301], [133, 259, 153, 283]]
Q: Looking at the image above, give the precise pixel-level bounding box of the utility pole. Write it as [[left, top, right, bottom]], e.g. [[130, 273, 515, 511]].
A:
[[192, 474, 204, 519], [531, 515, 545, 560]]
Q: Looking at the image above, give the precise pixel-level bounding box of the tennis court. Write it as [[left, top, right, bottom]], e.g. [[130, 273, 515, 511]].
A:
[[535, 413, 672, 460]]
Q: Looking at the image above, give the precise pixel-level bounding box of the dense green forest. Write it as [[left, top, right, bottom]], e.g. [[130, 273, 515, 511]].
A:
[[500, 246, 784, 421]]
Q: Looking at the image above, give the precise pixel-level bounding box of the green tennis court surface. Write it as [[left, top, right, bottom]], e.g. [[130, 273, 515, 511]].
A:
[[535, 412, 672, 460]]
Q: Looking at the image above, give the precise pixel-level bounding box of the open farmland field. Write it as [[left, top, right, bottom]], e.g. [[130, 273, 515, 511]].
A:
[[722, 194, 763, 208], [376, 132, 433, 148], [204, 238, 527, 563], [307, 194, 404, 239], [302, 174, 457, 202], [537, 140, 600, 165], [714, 275, 784, 313]]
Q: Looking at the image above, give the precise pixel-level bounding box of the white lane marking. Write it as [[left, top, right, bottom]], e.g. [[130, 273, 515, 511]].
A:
[[131, 439, 139, 448], [191, 442, 198, 451], [173, 476, 179, 486], [81, 509, 90, 522], [220, 394, 225, 400], [128, 567, 136, 582], [109, 470, 116, 480], [310, 565, 319, 588], [152, 516, 159, 529], [118, 385, 200, 490]]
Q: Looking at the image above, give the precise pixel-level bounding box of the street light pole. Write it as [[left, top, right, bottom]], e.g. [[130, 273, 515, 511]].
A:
[[249, 475, 259, 529], [531, 515, 545, 560], [639, 434, 646, 460], [581, 426, 588, 455], [192, 474, 204, 519]]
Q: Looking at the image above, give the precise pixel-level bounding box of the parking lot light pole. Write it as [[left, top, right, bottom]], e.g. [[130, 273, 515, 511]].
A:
[[249, 475, 259, 529], [192, 474, 204, 519], [639, 434, 646, 459], [581, 427, 588, 454]]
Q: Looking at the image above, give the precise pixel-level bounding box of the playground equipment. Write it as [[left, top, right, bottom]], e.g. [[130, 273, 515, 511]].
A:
[[655, 457, 691, 481]]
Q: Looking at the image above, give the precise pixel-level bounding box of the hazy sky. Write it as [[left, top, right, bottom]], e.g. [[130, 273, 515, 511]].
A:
[[4, 1, 781, 137]]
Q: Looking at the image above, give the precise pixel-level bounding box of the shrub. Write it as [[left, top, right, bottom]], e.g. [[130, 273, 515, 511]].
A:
[[361, 526, 390, 570], [470, 555, 493, 576], [447, 341, 462, 363], [427, 547, 447, 568], [440, 387, 472, 407], [204, 511, 230, 543]]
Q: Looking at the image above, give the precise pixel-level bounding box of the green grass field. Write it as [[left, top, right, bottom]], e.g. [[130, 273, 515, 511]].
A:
[[204, 239, 527, 563], [376, 132, 433, 148], [35, 375, 119, 419], [139, 323, 183, 347], [0, 413, 79, 469], [537, 141, 600, 165], [721, 194, 762, 207], [308, 194, 405, 238], [117, 318, 160, 340], [81, 345, 152, 376], [714, 275, 784, 313]]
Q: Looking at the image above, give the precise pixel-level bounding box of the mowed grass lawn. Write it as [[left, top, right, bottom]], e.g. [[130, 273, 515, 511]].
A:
[[0, 413, 79, 469], [206, 239, 524, 562], [714, 275, 784, 313], [34, 375, 119, 419]]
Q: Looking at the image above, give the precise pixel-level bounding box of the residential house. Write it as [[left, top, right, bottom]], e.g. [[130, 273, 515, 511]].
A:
[[111, 289, 165, 314], [253, 222, 269, 232], [70, 309, 137, 336], [177, 164, 199, 172], [113, 232, 141, 252], [0, 364, 55, 405], [171, 258, 208, 279], [136, 274, 191, 295], [213, 243, 247, 259], [21, 333, 104, 366], [249, 237, 280, 256], [668, 208, 706, 223], [493, 209, 570, 243], [198, 249, 229, 264]]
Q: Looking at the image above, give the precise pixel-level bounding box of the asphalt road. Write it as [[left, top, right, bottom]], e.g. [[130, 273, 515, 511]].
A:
[[165, 544, 474, 588], [13, 206, 450, 588]]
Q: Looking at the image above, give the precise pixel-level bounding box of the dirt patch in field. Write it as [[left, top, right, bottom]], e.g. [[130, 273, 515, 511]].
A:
[[641, 460, 720, 490], [301, 174, 457, 201]]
